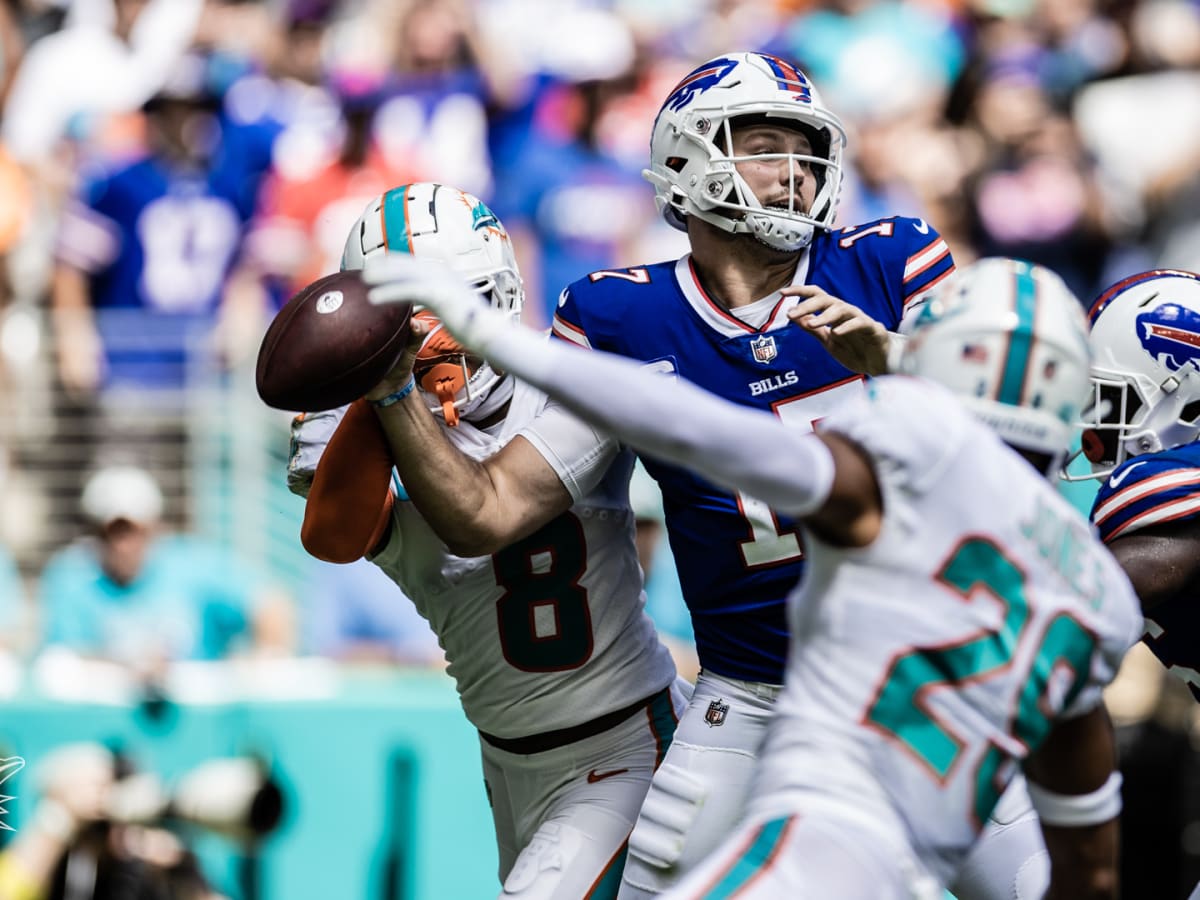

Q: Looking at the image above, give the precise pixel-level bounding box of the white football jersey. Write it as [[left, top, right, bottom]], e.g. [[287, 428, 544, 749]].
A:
[[751, 376, 1141, 884], [371, 378, 676, 738]]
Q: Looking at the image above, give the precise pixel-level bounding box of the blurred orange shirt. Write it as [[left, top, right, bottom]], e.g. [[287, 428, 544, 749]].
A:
[[246, 149, 424, 292]]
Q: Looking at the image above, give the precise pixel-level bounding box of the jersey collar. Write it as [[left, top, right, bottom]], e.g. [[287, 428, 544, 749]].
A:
[[675, 250, 811, 336]]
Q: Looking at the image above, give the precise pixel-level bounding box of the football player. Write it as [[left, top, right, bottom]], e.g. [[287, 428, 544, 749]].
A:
[[368, 253, 1140, 900], [1077, 270, 1200, 657], [1074, 268, 1200, 900], [290, 183, 687, 899], [546, 50, 959, 897]]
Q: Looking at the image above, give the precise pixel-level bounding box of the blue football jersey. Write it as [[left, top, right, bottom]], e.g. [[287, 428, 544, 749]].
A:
[[1091, 443, 1200, 699], [553, 217, 954, 682]]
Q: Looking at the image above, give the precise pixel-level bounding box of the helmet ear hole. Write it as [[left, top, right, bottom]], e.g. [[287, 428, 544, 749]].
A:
[[1181, 400, 1200, 424]]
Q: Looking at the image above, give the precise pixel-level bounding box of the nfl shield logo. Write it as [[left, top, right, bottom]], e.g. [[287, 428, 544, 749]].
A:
[[750, 335, 777, 364], [704, 699, 729, 727]]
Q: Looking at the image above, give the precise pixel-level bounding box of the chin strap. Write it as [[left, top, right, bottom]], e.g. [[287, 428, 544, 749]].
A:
[[418, 361, 464, 427]]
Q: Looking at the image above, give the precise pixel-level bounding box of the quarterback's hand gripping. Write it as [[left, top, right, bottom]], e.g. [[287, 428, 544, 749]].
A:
[[786, 283, 891, 376], [364, 253, 512, 356]]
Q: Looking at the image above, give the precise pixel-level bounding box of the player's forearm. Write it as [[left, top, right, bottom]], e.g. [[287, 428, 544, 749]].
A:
[[371, 390, 513, 555], [1040, 820, 1119, 900], [1024, 706, 1122, 900], [485, 327, 833, 517]]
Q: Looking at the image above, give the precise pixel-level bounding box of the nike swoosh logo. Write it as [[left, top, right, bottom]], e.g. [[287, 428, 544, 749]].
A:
[[587, 768, 629, 784], [913, 219, 930, 234], [1109, 461, 1147, 489]]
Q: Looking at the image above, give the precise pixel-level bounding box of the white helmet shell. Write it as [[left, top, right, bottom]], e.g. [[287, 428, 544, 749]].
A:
[[643, 51, 847, 252], [901, 257, 1092, 471], [341, 183, 523, 420], [1080, 270, 1200, 476]]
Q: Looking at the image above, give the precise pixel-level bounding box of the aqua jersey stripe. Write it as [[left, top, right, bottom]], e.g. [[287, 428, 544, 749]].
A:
[[382, 185, 412, 254], [998, 261, 1037, 406], [704, 817, 790, 899]]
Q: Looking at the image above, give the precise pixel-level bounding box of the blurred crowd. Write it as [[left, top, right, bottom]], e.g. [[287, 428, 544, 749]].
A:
[[0, 0, 1198, 669]]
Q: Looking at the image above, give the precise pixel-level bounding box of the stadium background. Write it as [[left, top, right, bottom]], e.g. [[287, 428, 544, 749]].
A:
[[0, 0, 1197, 896]]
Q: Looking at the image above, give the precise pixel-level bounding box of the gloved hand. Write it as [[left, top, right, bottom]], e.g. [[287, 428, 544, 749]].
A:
[[287, 405, 349, 498], [364, 253, 514, 356]]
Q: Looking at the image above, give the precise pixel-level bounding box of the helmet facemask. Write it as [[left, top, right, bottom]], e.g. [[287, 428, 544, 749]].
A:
[[705, 115, 841, 252], [1078, 362, 1200, 477]]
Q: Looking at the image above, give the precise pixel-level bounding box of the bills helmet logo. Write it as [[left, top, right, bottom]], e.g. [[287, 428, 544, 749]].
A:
[[750, 334, 778, 364], [1137, 303, 1200, 372], [663, 57, 738, 113], [757, 53, 814, 102], [704, 699, 729, 727]]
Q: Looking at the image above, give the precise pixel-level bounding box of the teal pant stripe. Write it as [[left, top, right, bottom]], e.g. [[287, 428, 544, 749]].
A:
[[585, 844, 627, 899], [704, 816, 790, 899], [648, 687, 679, 768], [998, 261, 1037, 405], [382, 185, 412, 254]]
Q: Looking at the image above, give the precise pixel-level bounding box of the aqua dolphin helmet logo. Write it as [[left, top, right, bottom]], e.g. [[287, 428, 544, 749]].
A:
[[1137, 303, 1200, 372], [469, 200, 500, 233]]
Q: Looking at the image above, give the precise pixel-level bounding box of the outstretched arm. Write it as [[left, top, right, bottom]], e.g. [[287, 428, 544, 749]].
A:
[[364, 255, 883, 544]]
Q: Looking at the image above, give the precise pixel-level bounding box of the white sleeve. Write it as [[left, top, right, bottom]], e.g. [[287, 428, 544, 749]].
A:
[[517, 398, 619, 503], [484, 328, 836, 517]]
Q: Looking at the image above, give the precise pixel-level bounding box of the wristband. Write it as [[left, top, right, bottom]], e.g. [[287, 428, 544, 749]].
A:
[[1027, 770, 1123, 827], [370, 377, 416, 409]]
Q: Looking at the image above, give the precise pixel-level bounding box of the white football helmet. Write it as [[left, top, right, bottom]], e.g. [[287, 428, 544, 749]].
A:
[[341, 183, 523, 424], [643, 51, 847, 252], [900, 257, 1092, 475], [1076, 270, 1200, 477]]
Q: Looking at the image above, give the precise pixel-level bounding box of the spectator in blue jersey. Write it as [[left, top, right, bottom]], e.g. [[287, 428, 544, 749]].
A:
[[50, 50, 273, 399], [37, 465, 295, 668], [537, 50, 970, 898]]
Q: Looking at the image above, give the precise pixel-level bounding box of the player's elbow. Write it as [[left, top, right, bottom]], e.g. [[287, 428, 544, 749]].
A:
[[441, 525, 507, 559], [301, 518, 367, 564]]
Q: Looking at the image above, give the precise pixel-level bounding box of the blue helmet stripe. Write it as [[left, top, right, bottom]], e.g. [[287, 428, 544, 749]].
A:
[[998, 261, 1037, 406], [382, 185, 412, 254]]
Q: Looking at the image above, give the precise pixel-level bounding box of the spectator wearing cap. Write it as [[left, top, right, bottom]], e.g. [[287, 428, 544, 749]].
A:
[[36, 465, 295, 665]]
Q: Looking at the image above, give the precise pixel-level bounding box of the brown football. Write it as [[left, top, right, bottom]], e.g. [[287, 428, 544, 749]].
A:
[[255, 270, 413, 412]]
